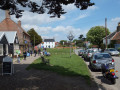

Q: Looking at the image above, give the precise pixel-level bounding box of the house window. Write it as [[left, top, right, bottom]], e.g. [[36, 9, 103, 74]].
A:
[[0, 44, 3, 56], [24, 35, 26, 39], [6, 44, 8, 55]]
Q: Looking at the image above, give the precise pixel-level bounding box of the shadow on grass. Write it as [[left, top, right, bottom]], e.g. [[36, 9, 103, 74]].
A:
[[27, 63, 92, 84]]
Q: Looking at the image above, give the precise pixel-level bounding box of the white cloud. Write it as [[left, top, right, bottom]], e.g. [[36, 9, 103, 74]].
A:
[[23, 24, 52, 34], [22, 24, 86, 41], [62, 4, 76, 12], [87, 6, 98, 11], [108, 17, 120, 32], [74, 13, 88, 20], [12, 11, 66, 25], [111, 17, 120, 22]]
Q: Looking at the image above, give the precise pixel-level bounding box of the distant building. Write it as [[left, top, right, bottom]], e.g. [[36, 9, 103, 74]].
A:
[[103, 22, 120, 49], [0, 10, 31, 52], [41, 39, 55, 48]]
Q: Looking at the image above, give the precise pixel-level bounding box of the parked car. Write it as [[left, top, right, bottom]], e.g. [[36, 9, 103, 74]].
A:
[[84, 49, 99, 61], [78, 49, 85, 56], [104, 48, 119, 56], [89, 53, 115, 71]]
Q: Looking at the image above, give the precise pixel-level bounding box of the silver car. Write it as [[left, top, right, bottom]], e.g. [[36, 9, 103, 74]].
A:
[[104, 48, 119, 56], [89, 53, 115, 71]]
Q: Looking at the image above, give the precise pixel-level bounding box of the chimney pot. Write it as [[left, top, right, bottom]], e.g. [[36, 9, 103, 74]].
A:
[[5, 10, 10, 18], [18, 20, 21, 27]]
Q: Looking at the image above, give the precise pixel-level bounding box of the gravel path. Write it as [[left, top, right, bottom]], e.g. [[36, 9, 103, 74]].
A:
[[0, 54, 99, 90]]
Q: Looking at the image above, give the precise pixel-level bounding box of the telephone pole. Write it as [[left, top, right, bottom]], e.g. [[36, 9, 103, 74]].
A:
[[105, 18, 107, 49]]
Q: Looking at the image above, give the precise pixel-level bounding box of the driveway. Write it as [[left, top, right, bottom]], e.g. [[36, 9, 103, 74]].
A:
[[75, 49, 119, 90]]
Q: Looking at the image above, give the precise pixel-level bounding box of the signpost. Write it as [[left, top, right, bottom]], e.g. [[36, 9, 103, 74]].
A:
[[67, 32, 74, 58], [2, 56, 14, 75]]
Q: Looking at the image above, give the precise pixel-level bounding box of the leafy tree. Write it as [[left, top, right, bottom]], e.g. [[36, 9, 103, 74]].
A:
[[0, 0, 94, 18], [27, 28, 42, 46], [59, 40, 67, 45], [86, 26, 110, 48]]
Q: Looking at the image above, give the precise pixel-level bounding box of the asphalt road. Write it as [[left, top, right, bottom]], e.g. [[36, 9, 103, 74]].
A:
[[75, 49, 120, 90]]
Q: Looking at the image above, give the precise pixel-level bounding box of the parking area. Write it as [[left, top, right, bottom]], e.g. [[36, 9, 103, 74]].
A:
[[76, 49, 120, 90]]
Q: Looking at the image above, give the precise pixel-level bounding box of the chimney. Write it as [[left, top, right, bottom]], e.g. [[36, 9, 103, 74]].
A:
[[117, 22, 120, 32], [5, 10, 10, 18], [18, 20, 21, 27]]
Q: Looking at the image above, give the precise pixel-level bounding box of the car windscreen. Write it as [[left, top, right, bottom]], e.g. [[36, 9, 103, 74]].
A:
[[109, 49, 117, 51], [80, 50, 85, 52], [88, 50, 94, 53], [95, 54, 111, 59]]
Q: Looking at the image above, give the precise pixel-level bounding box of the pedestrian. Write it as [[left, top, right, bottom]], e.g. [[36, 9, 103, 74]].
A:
[[23, 50, 27, 60], [38, 48, 41, 56], [30, 50, 33, 56], [43, 48, 46, 55], [34, 49, 37, 57], [17, 54, 20, 63]]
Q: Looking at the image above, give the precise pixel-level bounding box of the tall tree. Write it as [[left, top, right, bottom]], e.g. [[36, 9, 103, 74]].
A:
[[0, 0, 94, 18], [27, 28, 42, 46], [77, 34, 86, 47], [86, 26, 110, 48]]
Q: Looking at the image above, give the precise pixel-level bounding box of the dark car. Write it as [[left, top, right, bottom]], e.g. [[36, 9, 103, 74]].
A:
[[89, 53, 115, 71], [78, 50, 85, 56]]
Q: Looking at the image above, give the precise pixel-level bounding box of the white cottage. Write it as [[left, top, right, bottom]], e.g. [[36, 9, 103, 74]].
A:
[[41, 39, 55, 48]]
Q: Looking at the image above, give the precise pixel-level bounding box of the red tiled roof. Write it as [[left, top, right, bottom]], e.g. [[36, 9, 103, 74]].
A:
[[111, 31, 120, 40], [0, 18, 30, 45]]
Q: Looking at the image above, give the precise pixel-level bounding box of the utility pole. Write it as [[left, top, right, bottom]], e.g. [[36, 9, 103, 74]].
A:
[[105, 18, 107, 49]]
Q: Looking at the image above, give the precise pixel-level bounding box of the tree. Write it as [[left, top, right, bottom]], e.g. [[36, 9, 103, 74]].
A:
[[0, 0, 94, 18], [86, 26, 110, 48], [59, 40, 67, 46], [27, 28, 42, 46]]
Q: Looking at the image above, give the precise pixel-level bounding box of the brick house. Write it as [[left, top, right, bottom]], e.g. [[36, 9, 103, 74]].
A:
[[0, 10, 31, 53], [103, 22, 120, 49]]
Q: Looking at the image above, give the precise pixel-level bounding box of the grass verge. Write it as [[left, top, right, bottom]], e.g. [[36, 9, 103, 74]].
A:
[[26, 48, 91, 84]]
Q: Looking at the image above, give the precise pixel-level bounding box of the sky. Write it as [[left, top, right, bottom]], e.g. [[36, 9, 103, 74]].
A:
[[0, 0, 120, 42]]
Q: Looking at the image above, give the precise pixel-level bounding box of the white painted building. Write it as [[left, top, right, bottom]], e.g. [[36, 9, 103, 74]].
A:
[[41, 39, 55, 48]]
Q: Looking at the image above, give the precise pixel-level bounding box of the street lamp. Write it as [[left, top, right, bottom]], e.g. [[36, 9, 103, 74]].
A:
[[67, 32, 74, 58]]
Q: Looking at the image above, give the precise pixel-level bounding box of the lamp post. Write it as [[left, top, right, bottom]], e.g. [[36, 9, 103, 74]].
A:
[[67, 32, 74, 58]]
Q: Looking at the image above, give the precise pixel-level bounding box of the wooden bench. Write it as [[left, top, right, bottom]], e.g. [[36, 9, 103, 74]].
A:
[[41, 56, 50, 65]]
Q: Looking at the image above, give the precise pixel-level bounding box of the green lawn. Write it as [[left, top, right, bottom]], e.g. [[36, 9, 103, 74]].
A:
[[27, 48, 91, 81]]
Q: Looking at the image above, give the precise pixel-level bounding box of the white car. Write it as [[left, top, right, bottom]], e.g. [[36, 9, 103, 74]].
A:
[[104, 48, 119, 56]]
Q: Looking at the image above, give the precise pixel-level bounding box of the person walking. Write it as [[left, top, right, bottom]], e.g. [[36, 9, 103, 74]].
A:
[[23, 50, 27, 60], [38, 48, 41, 56], [30, 50, 33, 56], [34, 49, 37, 57]]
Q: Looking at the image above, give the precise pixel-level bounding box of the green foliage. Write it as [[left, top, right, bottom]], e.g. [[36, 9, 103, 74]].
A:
[[108, 40, 116, 48], [27, 28, 42, 46], [59, 40, 67, 46], [87, 26, 110, 48], [88, 44, 93, 48], [0, 0, 94, 18], [73, 39, 77, 43]]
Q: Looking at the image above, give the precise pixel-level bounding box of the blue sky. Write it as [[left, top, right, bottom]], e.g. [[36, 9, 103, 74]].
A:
[[0, 0, 120, 42]]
